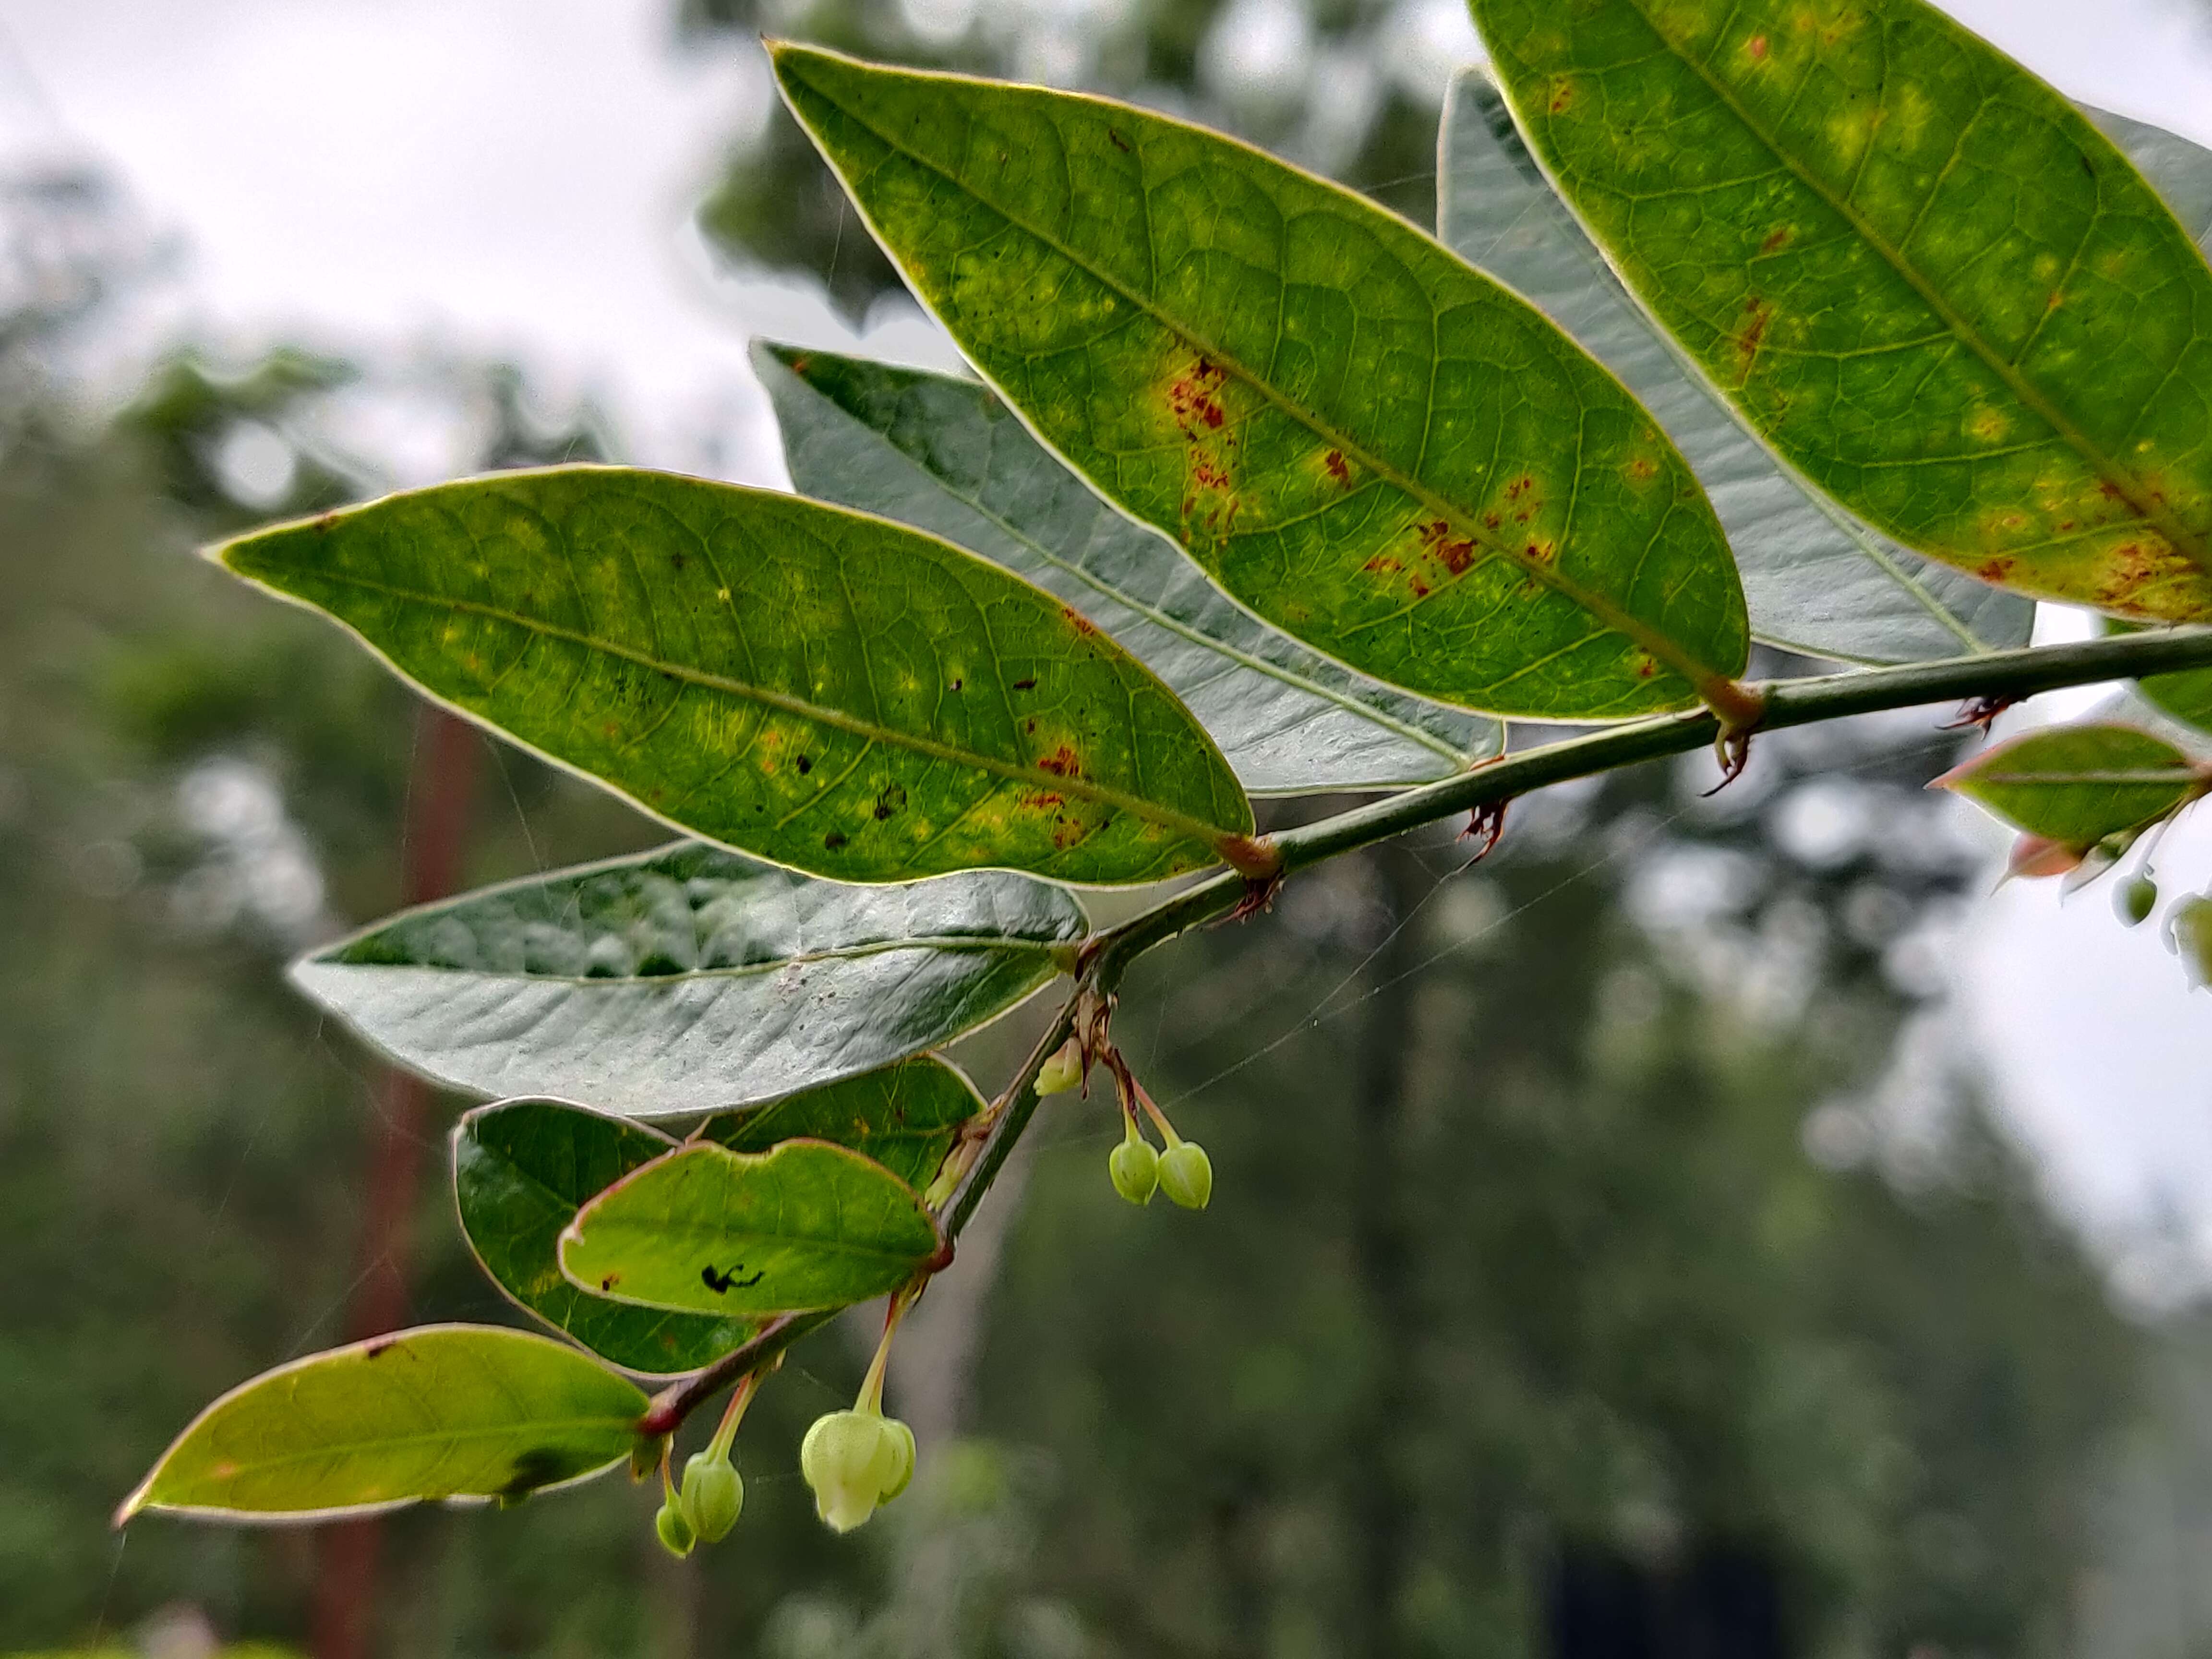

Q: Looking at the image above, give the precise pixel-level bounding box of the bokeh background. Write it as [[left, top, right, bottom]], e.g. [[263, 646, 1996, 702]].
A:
[[5, 1, 2212, 1655]]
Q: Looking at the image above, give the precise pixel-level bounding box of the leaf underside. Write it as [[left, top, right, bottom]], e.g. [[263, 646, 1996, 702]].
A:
[[216, 468, 1251, 887], [120, 1326, 647, 1522], [1470, 0, 2212, 623], [1937, 722, 2200, 847], [293, 842, 1085, 1116], [772, 43, 1749, 722], [560, 1139, 940, 1317], [455, 1059, 978, 1374], [754, 340, 1500, 790], [1439, 67, 2032, 666]]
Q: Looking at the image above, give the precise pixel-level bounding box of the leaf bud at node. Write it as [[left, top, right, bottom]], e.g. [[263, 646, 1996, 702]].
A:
[[800, 1409, 902, 1533], [2121, 875, 2159, 926], [878, 1417, 917, 1504], [655, 1496, 696, 1558], [1035, 1037, 1084, 1096], [1158, 1141, 1213, 1210], [680, 1449, 744, 1544], [1109, 1135, 1159, 1206]]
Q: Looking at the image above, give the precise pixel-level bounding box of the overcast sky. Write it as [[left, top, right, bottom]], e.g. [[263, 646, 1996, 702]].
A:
[[5, 0, 2212, 1301]]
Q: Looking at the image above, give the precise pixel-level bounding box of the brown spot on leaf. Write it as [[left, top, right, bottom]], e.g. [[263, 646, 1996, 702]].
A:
[[366, 1338, 396, 1359], [1736, 298, 1771, 372], [600, 1274, 619, 1292], [1977, 557, 2014, 581], [1439, 539, 1476, 576], [1747, 33, 1768, 59], [823, 832, 848, 851], [1167, 357, 1229, 437], [1550, 81, 1574, 114], [1108, 127, 1130, 153], [1062, 606, 1098, 637], [1759, 227, 1791, 254], [874, 783, 907, 820], [1036, 745, 1082, 779], [1363, 553, 1402, 574], [1628, 456, 1659, 481], [1324, 449, 1350, 485], [796, 755, 812, 774], [1012, 677, 1037, 691]]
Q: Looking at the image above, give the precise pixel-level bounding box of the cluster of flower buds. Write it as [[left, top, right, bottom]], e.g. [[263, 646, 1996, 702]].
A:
[[653, 1369, 759, 1558], [1102, 1055, 1211, 1211]]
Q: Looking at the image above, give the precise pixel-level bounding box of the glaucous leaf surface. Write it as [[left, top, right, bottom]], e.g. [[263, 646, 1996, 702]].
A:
[[1470, 0, 2212, 621], [1935, 723, 2203, 848], [560, 1140, 939, 1317], [214, 468, 1251, 885], [119, 1326, 646, 1522], [772, 45, 1749, 722], [294, 842, 1083, 1116], [754, 341, 1498, 791], [1440, 69, 2031, 665]]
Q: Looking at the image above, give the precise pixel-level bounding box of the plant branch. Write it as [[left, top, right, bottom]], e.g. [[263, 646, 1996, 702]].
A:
[[637, 624, 2212, 1437]]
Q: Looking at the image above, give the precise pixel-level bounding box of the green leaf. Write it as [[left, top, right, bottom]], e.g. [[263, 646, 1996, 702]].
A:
[[454, 1059, 979, 1374], [770, 44, 1749, 722], [703, 1052, 982, 1190], [1935, 723, 2203, 849], [293, 841, 1083, 1116], [2140, 666, 2212, 739], [215, 468, 1251, 885], [1439, 68, 2031, 666], [1470, 0, 2212, 622], [560, 1140, 940, 1317], [119, 1325, 647, 1523], [455, 1101, 756, 1376], [753, 341, 1499, 790]]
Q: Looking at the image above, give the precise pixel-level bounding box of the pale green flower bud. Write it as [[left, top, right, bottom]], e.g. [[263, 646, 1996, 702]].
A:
[[1034, 1037, 1084, 1096], [655, 1496, 696, 1558], [2176, 896, 2212, 987], [1158, 1141, 1213, 1210], [2121, 875, 2159, 926], [878, 1417, 917, 1504], [681, 1449, 744, 1544], [801, 1409, 901, 1533], [1109, 1135, 1158, 1205]]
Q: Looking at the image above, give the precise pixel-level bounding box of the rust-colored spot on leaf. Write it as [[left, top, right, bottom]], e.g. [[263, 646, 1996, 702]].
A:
[[1759, 227, 1791, 254], [1747, 33, 1768, 59], [1439, 539, 1476, 576], [1324, 449, 1350, 485], [1977, 557, 2014, 582], [1550, 80, 1574, 114], [1167, 357, 1229, 437], [1192, 456, 1231, 490], [1062, 605, 1098, 637], [1036, 745, 1082, 779], [789, 354, 811, 374], [1363, 553, 1402, 574], [1505, 475, 1534, 502], [1628, 456, 1658, 481], [1012, 677, 1037, 691], [1736, 298, 1771, 372], [1409, 578, 1431, 598]]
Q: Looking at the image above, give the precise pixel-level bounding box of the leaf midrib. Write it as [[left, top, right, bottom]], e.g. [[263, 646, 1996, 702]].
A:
[[783, 360, 1479, 769], [322, 930, 1061, 986], [247, 562, 1242, 858], [1611, 0, 2212, 578], [573, 1217, 932, 1267], [783, 54, 1739, 701]]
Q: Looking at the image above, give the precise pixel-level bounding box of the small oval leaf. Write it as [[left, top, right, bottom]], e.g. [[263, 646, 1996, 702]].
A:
[[119, 1325, 648, 1524], [770, 44, 1749, 721], [1935, 723, 2203, 849], [456, 1060, 981, 1374], [215, 468, 1251, 885], [560, 1140, 939, 1317], [1471, 0, 2212, 621], [294, 842, 1083, 1115], [754, 340, 1499, 789], [1439, 67, 2032, 666]]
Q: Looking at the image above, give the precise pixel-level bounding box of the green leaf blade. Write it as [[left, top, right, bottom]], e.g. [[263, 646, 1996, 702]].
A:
[[754, 341, 1500, 790], [454, 1102, 757, 1376], [560, 1140, 939, 1317], [294, 842, 1082, 1115], [770, 44, 1749, 721], [1470, 0, 2212, 622], [1439, 67, 2032, 665], [1936, 723, 2202, 848], [216, 468, 1250, 885], [120, 1326, 647, 1523], [454, 1060, 977, 1374]]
